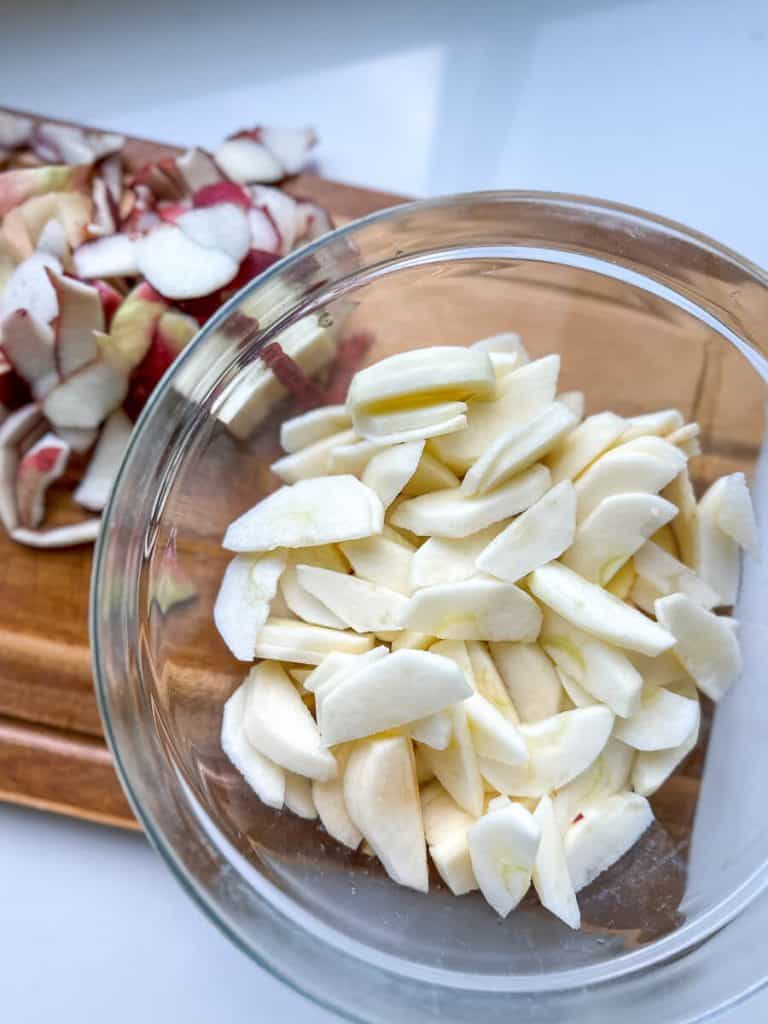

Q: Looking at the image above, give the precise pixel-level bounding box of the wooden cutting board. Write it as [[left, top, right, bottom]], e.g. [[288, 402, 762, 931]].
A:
[[0, 110, 404, 829]]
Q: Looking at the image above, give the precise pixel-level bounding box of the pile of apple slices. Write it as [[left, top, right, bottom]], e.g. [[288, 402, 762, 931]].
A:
[[216, 334, 757, 927], [0, 110, 329, 548]]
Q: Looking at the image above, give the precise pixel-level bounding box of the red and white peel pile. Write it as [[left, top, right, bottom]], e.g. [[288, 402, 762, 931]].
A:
[[0, 110, 329, 548], [215, 335, 757, 925]]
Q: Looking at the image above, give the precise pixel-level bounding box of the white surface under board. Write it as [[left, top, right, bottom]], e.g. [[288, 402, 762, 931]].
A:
[[2, 0, 768, 1021]]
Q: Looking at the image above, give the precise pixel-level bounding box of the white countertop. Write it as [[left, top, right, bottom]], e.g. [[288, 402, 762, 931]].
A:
[[2, 0, 768, 1020]]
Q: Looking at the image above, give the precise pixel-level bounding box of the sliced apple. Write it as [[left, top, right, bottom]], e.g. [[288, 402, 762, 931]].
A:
[[340, 530, 414, 595], [461, 402, 576, 497], [558, 391, 584, 421], [346, 345, 495, 416], [326, 437, 383, 475], [410, 710, 453, 750], [546, 412, 626, 485], [224, 475, 383, 552], [530, 562, 675, 656], [564, 792, 653, 892], [135, 224, 238, 300], [361, 440, 424, 509], [408, 524, 500, 590], [354, 400, 468, 445], [318, 649, 472, 746], [391, 463, 551, 539], [251, 617, 373, 666], [633, 541, 719, 609], [466, 641, 519, 722], [270, 428, 357, 484], [631, 692, 699, 797], [694, 477, 740, 606], [489, 642, 562, 723], [432, 355, 560, 472], [662, 468, 697, 566], [476, 479, 577, 582], [72, 409, 132, 511], [0, 250, 61, 324], [392, 630, 434, 652], [243, 660, 336, 780], [313, 646, 391, 719], [15, 432, 70, 529], [48, 270, 103, 377], [403, 450, 460, 495], [344, 735, 428, 892], [717, 472, 758, 554], [532, 795, 580, 929], [303, 650, 361, 694], [295, 564, 406, 633], [421, 782, 478, 895], [620, 409, 684, 442], [42, 359, 128, 430], [284, 772, 318, 820], [613, 684, 700, 750], [404, 578, 542, 642], [280, 546, 348, 629], [280, 404, 352, 453], [312, 743, 362, 849], [221, 680, 285, 809], [73, 234, 139, 278], [214, 551, 286, 660], [562, 493, 677, 585], [574, 436, 687, 523], [667, 422, 701, 456], [479, 706, 614, 797], [557, 669, 594, 708], [0, 308, 56, 399], [464, 694, 527, 765], [467, 803, 541, 916], [421, 703, 485, 816], [654, 593, 742, 701], [552, 738, 633, 832]]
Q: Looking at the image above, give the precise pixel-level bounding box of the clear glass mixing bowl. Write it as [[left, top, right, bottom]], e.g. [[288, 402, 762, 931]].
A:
[[91, 193, 768, 1023]]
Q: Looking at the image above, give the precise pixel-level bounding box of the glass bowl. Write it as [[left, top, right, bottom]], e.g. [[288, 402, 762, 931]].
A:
[[91, 192, 768, 1023]]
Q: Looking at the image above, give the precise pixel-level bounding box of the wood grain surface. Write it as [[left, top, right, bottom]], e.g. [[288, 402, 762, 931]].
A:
[[0, 110, 404, 828]]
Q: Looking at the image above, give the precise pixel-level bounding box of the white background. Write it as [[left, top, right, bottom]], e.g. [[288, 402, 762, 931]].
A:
[[2, 0, 768, 1020]]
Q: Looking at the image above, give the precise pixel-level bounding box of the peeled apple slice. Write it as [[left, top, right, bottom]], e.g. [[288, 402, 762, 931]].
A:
[[361, 440, 424, 508], [466, 641, 519, 722], [464, 694, 528, 765], [409, 523, 506, 590], [403, 578, 542, 642], [270, 428, 357, 484], [343, 735, 428, 892], [574, 436, 686, 523], [663, 469, 697, 567], [354, 402, 468, 445], [391, 463, 551, 539], [529, 562, 675, 656], [410, 710, 453, 750], [654, 593, 742, 701], [558, 670, 594, 709], [461, 402, 577, 496], [631, 696, 700, 797], [562, 493, 677, 585], [223, 475, 383, 552], [404, 450, 460, 495], [548, 409, 626, 485], [633, 541, 719, 609], [340, 530, 415, 594], [297, 565, 408, 633], [421, 783, 478, 895], [303, 650, 364, 693], [313, 647, 390, 719], [346, 345, 495, 415], [284, 773, 318, 820], [312, 743, 362, 849], [479, 706, 614, 797], [317, 649, 472, 746], [214, 551, 286, 660], [489, 642, 563, 723], [539, 609, 642, 718], [467, 803, 541, 916], [552, 738, 633, 832], [431, 356, 560, 472], [471, 331, 529, 362], [532, 795, 580, 929], [695, 477, 742, 605], [280, 404, 352, 453], [564, 792, 654, 892], [558, 391, 584, 421], [717, 472, 758, 554], [613, 685, 700, 750], [280, 546, 348, 629], [422, 704, 485, 816], [221, 680, 286, 809], [243, 661, 337, 781], [475, 480, 577, 582], [620, 409, 684, 442], [252, 617, 373, 665]]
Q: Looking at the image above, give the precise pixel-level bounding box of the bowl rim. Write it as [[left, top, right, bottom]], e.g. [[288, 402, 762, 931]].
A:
[[91, 189, 768, 1018]]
